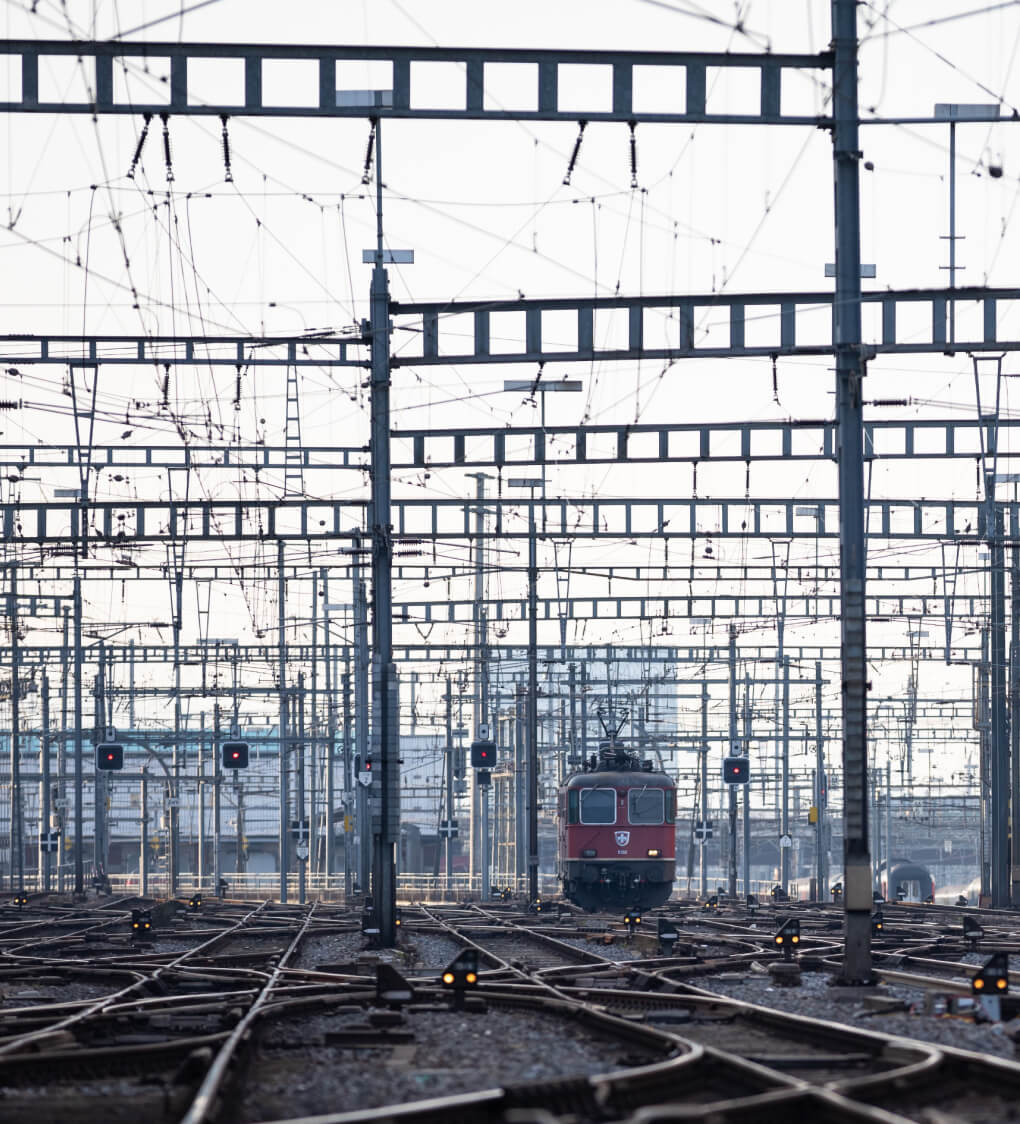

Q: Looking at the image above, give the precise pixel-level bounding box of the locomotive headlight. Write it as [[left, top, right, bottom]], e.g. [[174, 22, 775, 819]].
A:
[[581, 848, 597, 858], [646, 848, 661, 857]]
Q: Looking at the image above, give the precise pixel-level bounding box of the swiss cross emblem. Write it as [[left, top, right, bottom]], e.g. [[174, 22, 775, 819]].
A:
[[615, 831, 630, 847]]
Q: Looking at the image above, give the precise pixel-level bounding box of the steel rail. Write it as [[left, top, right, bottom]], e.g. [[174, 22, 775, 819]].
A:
[[179, 904, 318, 1124], [0, 899, 269, 1055]]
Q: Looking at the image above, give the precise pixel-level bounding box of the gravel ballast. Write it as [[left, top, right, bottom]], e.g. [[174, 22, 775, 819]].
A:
[[693, 968, 1020, 1060], [235, 1002, 661, 1122]]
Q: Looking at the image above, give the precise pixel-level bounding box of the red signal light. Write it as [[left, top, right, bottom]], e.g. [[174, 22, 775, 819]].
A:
[[96, 743, 124, 770], [471, 738, 496, 767], [221, 742, 249, 769]]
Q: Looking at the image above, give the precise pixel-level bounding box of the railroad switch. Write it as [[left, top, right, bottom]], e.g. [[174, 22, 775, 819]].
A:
[[367, 1009, 407, 1029], [767, 960, 802, 987], [376, 963, 414, 1009], [361, 902, 381, 947], [963, 915, 984, 949], [657, 916, 679, 955], [440, 948, 480, 1010]]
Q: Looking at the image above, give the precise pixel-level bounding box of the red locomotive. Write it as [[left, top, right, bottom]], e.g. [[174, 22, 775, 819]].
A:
[[558, 744, 676, 912]]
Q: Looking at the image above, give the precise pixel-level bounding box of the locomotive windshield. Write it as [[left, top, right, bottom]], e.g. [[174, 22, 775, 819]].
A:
[[579, 787, 616, 824], [628, 787, 665, 824]]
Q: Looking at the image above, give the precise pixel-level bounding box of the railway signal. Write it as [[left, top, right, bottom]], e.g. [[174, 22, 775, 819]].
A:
[[355, 754, 374, 786], [470, 738, 496, 767], [972, 952, 1009, 995], [95, 743, 124, 770], [440, 948, 479, 1009], [871, 912, 884, 936], [12, 893, 28, 909], [623, 909, 641, 934], [774, 917, 800, 961], [131, 909, 153, 940], [722, 756, 749, 784], [221, 741, 249, 769]]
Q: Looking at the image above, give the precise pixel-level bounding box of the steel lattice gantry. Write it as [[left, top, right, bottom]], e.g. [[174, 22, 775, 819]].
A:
[[2, 7, 1017, 968]]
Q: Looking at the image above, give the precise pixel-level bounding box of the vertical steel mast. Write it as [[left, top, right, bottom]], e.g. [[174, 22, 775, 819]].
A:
[[832, 0, 872, 982], [368, 119, 399, 945]]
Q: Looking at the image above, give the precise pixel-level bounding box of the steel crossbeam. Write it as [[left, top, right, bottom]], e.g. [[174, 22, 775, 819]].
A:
[[0, 640, 985, 666], [0, 443, 367, 471], [4, 414, 1020, 472], [0, 561, 983, 583], [0, 41, 828, 124], [394, 592, 982, 623], [391, 286, 1019, 365], [0, 332, 359, 366], [396, 416, 1020, 468], [0, 495, 1011, 541], [0, 286, 1013, 375]]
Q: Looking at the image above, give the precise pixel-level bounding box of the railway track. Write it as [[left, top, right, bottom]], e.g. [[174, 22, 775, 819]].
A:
[[5, 894, 1020, 1123]]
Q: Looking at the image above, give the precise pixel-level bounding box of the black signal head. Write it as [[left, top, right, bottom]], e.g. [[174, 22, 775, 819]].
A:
[[972, 951, 1009, 995]]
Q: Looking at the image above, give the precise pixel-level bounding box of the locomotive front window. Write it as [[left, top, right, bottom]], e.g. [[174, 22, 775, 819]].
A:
[[568, 789, 579, 824], [580, 787, 616, 824], [628, 787, 665, 825]]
